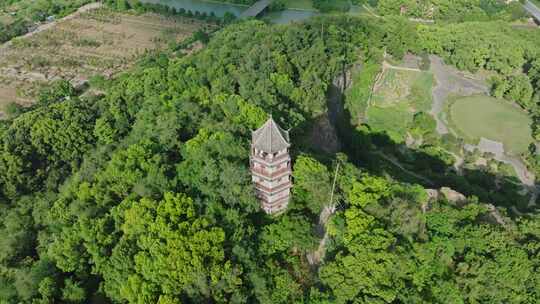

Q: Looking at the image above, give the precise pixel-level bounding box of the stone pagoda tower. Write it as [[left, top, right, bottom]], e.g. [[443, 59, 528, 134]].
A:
[[250, 117, 292, 214]]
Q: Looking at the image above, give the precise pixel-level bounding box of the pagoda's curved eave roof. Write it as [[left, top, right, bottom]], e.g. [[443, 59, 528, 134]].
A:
[[252, 117, 290, 153]]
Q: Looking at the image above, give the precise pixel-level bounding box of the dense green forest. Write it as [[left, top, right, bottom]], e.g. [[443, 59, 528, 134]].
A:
[[1, 1, 540, 303]]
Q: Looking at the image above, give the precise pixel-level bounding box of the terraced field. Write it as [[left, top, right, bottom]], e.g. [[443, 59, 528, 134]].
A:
[[0, 7, 209, 111], [366, 67, 433, 142]]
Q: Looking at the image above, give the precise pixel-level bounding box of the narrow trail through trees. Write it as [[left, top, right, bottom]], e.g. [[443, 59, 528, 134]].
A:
[[307, 162, 339, 266]]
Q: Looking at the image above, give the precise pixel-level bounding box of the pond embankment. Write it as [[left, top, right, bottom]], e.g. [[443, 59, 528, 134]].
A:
[[430, 55, 537, 200]]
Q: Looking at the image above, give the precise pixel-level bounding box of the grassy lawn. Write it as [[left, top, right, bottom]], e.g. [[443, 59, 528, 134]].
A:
[[367, 102, 412, 143], [283, 0, 315, 10], [365, 68, 433, 142], [447, 95, 532, 155]]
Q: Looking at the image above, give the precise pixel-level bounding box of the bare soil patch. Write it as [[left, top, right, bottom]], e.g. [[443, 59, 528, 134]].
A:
[[0, 7, 210, 112]]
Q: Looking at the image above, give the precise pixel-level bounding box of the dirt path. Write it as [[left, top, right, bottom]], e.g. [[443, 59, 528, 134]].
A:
[[430, 55, 488, 135], [306, 206, 333, 266], [307, 164, 340, 266], [464, 139, 538, 207], [362, 4, 381, 18], [524, 0, 540, 22], [375, 151, 434, 185], [382, 61, 421, 73], [466, 139, 536, 187]]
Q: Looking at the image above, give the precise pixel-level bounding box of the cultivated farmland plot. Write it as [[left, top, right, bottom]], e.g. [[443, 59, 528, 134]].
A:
[[0, 7, 209, 111]]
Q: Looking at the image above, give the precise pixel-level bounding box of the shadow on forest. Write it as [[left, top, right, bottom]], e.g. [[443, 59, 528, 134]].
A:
[[327, 84, 539, 215]]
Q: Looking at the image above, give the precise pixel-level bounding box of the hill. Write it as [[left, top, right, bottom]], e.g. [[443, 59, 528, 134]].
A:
[[0, 2, 539, 304]]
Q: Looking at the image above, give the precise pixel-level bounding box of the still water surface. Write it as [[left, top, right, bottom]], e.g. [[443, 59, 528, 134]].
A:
[[140, 0, 318, 23]]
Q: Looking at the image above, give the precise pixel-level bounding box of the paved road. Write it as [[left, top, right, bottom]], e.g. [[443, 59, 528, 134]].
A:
[[524, 1, 540, 22]]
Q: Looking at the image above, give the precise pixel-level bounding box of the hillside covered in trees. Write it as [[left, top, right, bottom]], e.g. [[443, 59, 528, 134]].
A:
[[0, 1, 540, 303]]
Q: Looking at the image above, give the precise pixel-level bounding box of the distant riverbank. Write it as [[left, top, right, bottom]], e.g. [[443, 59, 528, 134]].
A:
[[140, 0, 318, 23]]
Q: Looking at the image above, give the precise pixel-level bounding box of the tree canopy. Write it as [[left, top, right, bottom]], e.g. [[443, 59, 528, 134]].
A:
[[0, 4, 539, 304]]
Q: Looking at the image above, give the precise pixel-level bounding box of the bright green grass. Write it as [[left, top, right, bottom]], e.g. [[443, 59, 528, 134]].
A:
[[366, 68, 433, 142], [345, 61, 380, 124], [448, 95, 532, 155], [409, 72, 433, 112], [367, 102, 412, 143], [283, 0, 315, 10]]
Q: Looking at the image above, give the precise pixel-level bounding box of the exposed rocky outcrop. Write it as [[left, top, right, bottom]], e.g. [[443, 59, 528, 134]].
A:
[[424, 187, 510, 228], [440, 187, 467, 206]]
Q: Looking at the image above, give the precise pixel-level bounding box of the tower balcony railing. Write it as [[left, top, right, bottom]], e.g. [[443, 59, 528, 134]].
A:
[[251, 152, 290, 164], [254, 181, 292, 194], [258, 195, 289, 207], [251, 165, 292, 179]]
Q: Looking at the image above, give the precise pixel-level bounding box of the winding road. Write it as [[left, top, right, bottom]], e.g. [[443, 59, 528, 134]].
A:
[[524, 1, 540, 23]]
